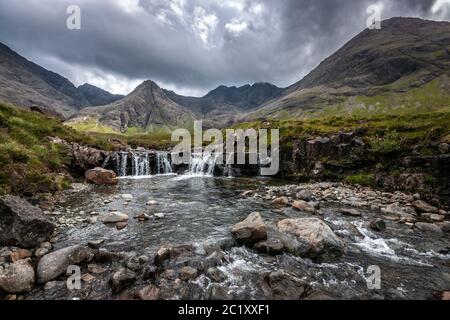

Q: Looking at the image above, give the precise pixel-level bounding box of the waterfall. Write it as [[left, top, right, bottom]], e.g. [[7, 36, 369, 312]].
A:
[[157, 152, 172, 174], [115, 151, 151, 177], [188, 153, 218, 176]]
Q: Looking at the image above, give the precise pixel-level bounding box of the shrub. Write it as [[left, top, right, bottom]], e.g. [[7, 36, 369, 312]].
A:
[[345, 173, 375, 186]]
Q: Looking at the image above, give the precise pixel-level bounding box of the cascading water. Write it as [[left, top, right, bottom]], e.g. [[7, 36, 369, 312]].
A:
[[188, 153, 218, 176], [157, 152, 173, 174], [115, 151, 151, 177]]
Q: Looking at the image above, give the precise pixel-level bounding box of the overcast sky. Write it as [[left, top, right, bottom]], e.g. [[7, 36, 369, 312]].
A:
[[0, 0, 449, 96]]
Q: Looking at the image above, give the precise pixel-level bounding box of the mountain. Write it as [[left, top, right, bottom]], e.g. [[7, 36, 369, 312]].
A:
[[245, 17, 450, 120], [164, 82, 282, 126], [69, 80, 196, 132], [0, 42, 122, 118], [77, 83, 124, 106]]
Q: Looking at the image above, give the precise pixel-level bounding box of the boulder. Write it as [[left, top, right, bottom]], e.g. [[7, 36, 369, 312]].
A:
[[253, 238, 285, 255], [37, 245, 94, 284], [0, 195, 55, 248], [110, 267, 136, 294], [271, 197, 289, 205], [0, 260, 35, 293], [369, 219, 386, 232], [231, 212, 267, 245], [85, 167, 118, 185], [292, 200, 316, 213], [277, 218, 345, 261], [101, 212, 129, 223], [413, 200, 438, 213], [261, 270, 311, 300]]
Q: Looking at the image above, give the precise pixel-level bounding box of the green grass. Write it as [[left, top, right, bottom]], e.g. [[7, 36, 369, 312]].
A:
[[345, 173, 375, 187], [0, 102, 113, 195]]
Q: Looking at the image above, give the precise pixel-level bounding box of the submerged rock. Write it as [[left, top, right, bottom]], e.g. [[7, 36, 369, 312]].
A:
[[272, 197, 289, 206], [101, 212, 129, 223], [85, 167, 118, 185], [253, 238, 285, 255], [277, 218, 345, 261], [369, 219, 386, 232], [110, 267, 137, 294], [37, 245, 94, 284], [0, 260, 35, 293], [261, 270, 311, 300], [231, 212, 267, 245], [0, 195, 55, 248]]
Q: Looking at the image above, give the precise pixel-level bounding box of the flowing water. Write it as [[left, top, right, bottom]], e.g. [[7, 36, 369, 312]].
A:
[[49, 172, 450, 300]]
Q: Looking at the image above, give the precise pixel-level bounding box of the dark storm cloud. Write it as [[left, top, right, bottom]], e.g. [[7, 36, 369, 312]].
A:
[[0, 0, 448, 95]]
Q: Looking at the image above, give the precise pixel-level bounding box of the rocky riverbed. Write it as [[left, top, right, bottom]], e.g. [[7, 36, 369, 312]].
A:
[[1, 176, 449, 300]]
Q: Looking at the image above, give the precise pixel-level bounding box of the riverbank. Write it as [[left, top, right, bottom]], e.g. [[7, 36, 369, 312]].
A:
[[1, 177, 449, 300]]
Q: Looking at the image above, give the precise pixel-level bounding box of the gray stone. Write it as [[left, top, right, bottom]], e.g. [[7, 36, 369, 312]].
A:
[[231, 212, 267, 245], [0, 260, 35, 293], [110, 267, 136, 294]]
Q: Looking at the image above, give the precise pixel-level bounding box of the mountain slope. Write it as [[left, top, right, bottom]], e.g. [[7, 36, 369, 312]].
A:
[[245, 17, 450, 120], [164, 82, 283, 126], [69, 80, 197, 132], [78, 83, 124, 106]]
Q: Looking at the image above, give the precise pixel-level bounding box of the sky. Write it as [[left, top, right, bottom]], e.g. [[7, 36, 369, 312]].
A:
[[0, 0, 449, 96]]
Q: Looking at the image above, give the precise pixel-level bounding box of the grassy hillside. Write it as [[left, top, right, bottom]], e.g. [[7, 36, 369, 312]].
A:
[[0, 102, 112, 195]]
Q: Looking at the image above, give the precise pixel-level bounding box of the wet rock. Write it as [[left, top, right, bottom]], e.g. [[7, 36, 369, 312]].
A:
[[85, 167, 118, 185], [135, 213, 150, 221], [121, 194, 133, 200], [37, 245, 94, 284], [277, 218, 345, 261], [110, 267, 137, 294], [271, 197, 289, 206], [116, 222, 128, 230], [438, 221, 450, 233], [296, 190, 313, 201], [34, 247, 50, 258], [9, 249, 32, 262], [442, 291, 450, 300], [413, 200, 438, 213], [87, 239, 105, 249], [292, 200, 316, 213], [231, 212, 267, 246], [0, 260, 35, 293], [101, 212, 129, 223], [253, 238, 285, 255], [340, 208, 362, 217], [88, 264, 108, 274], [207, 284, 233, 300], [81, 273, 96, 283], [95, 248, 124, 263], [202, 236, 236, 255], [430, 214, 445, 222], [143, 265, 158, 280], [206, 267, 226, 282], [154, 213, 165, 219], [136, 284, 160, 300], [241, 190, 255, 197], [369, 219, 386, 232], [146, 200, 158, 205], [205, 251, 226, 268], [180, 266, 198, 281], [154, 247, 170, 264], [415, 222, 443, 235], [261, 270, 311, 300], [0, 195, 55, 248]]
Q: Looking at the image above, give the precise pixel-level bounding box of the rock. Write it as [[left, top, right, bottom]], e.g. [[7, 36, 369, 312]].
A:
[[271, 197, 289, 206], [413, 193, 421, 200], [88, 264, 108, 274], [9, 249, 32, 262], [415, 222, 443, 235], [241, 190, 255, 197], [207, 284, 233, 300], [261, 270, 311, 300], [95, 248, 124, 263], [438, 221, 450, 233], [180, 266, 198, 281], [253, 238, 285, 255], [206, 267, 226, 282], [85, 167, 118, 185], [369, 219, 386, 232], [154, 247, 170, 264], [143, 265, 158, 280], [231, 212, 267, 245], [296, 190, 313, 201], [413, 200, 438, 213], [136, 284, 160, 300], [430, 214, 445, 222], [37, 245, 94, 284], [116, 222, 128, 230], [101, 212, 129, 223], [110, 267, 137, 294], [277, 218, 345, 260], [135, 213, 150, 221], [146, 200, 157, 205], [340, 208, 362, 217], [154, 213, 165, 219], [0, 260, 35, 293], [442, 291, 450, 300], [0, 195, 55, 248], [34, 247, 50, 258], [292, 200, 316, 213], [81, 273, 96, 283], [87, 239, 105, 249], [121, 194, 133, 200]]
